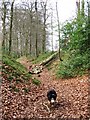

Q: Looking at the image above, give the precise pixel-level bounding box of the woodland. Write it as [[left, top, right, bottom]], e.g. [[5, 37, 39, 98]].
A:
[[0, 0, 90, 119]]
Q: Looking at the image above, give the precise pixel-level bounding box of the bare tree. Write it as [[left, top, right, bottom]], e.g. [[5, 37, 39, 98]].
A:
[[9, 0, 15, 54], [35, 0, 38, 57], [51, 9, 53, 52], [2, 1, 7, 50], [87, 1, 90, 45], [29, 2, 33, 55], [56, 2, 62, 61], [1, 0, 50, 57], [40, 0, 48, 53]]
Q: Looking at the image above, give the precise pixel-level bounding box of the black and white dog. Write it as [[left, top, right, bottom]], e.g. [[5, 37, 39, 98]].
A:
[[47, 89, 57, 105]]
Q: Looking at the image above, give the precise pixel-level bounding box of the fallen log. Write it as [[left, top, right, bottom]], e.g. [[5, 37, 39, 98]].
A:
[[29, 52, 58, 74], [39, 52, 58, 66]]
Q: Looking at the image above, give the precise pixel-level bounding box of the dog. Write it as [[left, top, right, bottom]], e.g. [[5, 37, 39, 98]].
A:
[[47, 89, 57, 105]]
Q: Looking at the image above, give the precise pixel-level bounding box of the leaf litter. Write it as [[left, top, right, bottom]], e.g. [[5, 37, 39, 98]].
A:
[[1, 62, 90, 119]]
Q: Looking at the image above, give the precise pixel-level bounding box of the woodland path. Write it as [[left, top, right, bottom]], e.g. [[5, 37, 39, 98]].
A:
[[2, 58, 90, 119], [19, 58, 90, 119]]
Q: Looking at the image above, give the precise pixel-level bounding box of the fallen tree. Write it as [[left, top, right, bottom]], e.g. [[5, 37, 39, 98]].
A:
[[29, 52, 59, 74], [39, 52, 58, 66]]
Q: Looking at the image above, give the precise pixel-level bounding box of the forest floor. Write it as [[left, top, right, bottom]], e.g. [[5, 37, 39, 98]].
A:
[[1, 58, 90, 119]]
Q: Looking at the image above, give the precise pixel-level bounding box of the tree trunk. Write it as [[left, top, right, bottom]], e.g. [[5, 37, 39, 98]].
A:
[[20, 31, 23, 56], [76, 0, 80, 18], [51, 10, 53, 52], [9, 0, 15, 54], [35, 0, 38, 57], [29, 4, 33, 55], [56, 2, 62, 61], [42, 25, 46, 53], [2, 2, 7, 50], [25, 36, 28, 56], [81, 0, 84, 16], [42, 3, 47, 53], [87, 1, 90, 47]]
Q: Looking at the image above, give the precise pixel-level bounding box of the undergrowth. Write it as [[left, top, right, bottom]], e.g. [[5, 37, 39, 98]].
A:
[[2, 54, 28, 74], [57, 50, 90, 78], [2, 54, 41, 86]]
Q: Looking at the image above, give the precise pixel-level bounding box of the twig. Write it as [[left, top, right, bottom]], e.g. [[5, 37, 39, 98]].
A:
[[42, 103, 50, 113]]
